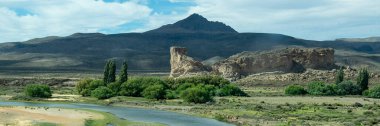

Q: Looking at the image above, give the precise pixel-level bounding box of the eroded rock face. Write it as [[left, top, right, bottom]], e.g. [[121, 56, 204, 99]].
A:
[[212, 51, 296, 80], [212, 48, 335, 80], [169, 47, 209, 77], [169, 47, 335, 80], [286, 48, 335, 69]]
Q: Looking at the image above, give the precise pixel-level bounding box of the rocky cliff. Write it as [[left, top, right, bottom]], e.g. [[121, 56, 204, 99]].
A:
[[169, 47, 209, 77], [169, 47, 336, 80]]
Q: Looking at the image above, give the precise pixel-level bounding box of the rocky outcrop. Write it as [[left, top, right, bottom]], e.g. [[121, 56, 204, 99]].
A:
[[285, 48, 335, 69], [169, 47, 209, 77], [212, 50, 297, 80], [212, 48, 335, 80], [169, 47, 336, 80]]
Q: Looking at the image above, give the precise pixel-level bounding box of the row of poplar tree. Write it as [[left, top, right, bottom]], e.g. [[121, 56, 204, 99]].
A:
[[103, 59, 128, 84]]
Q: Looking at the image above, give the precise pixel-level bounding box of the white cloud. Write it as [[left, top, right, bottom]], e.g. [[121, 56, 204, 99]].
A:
[[187, 0, 380, 40], [0, 0, 151, 42], [1, 0, 379, 42]]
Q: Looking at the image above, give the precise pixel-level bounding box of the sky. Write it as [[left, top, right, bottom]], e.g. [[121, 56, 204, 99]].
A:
[[0, 0, 379, 42]]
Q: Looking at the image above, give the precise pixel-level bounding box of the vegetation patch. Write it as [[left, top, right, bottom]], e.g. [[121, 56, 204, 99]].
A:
[[25, 84, 52, 98]]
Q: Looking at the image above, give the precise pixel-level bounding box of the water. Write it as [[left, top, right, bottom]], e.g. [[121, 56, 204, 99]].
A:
[[0, 101, 233, 126]]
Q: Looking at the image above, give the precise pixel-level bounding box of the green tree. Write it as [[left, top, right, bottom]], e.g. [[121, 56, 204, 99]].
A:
[[103, 60, 116, 84], [336, 67, 344, 84], [108, 60, 116, 84], [25, 84, 52, 98], [357, 68, 369, 92], [103, 60, 110, 84], [119, 60, 128, 83]]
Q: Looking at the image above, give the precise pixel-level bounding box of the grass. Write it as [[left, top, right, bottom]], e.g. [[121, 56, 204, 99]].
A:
[[33, 122, 57, 126]]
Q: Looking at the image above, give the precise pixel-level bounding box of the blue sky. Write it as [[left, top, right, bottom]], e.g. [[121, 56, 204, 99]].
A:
[[0, 0, 379, 42]]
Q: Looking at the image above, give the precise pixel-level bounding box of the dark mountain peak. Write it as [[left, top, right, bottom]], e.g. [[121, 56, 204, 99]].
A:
[[146, 13, 238, 33], [181, 13, 208, 23]]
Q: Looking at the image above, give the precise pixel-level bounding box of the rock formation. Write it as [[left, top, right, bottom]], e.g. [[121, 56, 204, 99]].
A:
[[169, 47, 336, 80], [212, 50, 298, 80], [169, 47, 209, 77], [285, 48, 335, 69]]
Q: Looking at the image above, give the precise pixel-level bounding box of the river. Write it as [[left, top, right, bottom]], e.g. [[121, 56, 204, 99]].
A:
[[0, 101, 233, 126]]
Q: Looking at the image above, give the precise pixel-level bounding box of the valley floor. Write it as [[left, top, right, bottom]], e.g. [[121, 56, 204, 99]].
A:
[[0, 72, 380, 126], [2, 85, 380, 126]]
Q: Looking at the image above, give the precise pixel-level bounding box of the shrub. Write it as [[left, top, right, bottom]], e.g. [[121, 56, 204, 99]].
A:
[[76, 79, 93, 96], [335, 81, 362, 95], [165, 90, 178, 99], [285, 85, 307, 95], [180, 86, 213, 103], [216, 84, 248, 96], [76, 79, 105, 97], [167, 76, 230, 89], [175, 83, 196, 93], [24, 84, 52, 98], [203, 84, 217, 96], [107, 82, 121, 95], [89, 80, 105, 90], [366, 85, 380, 98], [307, 81, 336, 95], [119, 80, 144, 97], [91, 86, 114, 99], [142, 84, 166, 100]]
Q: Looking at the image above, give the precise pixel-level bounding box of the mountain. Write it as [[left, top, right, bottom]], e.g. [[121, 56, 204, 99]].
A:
[[146, 13, 237, 33], [0, 13, 380, 72], [336, 37, 380, 42]]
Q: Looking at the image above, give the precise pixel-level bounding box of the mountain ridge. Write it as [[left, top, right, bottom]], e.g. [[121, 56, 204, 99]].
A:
[[0, 14, 379, 72]]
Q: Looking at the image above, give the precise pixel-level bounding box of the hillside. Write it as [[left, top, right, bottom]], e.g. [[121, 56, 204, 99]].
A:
[[0, 14, 379, 72]]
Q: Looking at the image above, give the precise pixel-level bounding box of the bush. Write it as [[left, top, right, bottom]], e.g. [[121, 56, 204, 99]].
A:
[[165, 90, 178, 99], [180, 86, 213, 103], [24, 84, 52, 98], [307, 81, 336, 96], [119, 80, 144, 97], [216, 84, 248, 96], [285, 85, 307, 95], [89, 80, 105, 90], [335, 81, 362, 95], [76, 79, 104, 96], [91, 86, 114, 99], [175, 83, 196, 93], [107, 82, 121, 95], [167, 76, 230, 89], [142, 84, 166, 100], [366, 85, 380, 98], [76, 79, 93, 96]]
